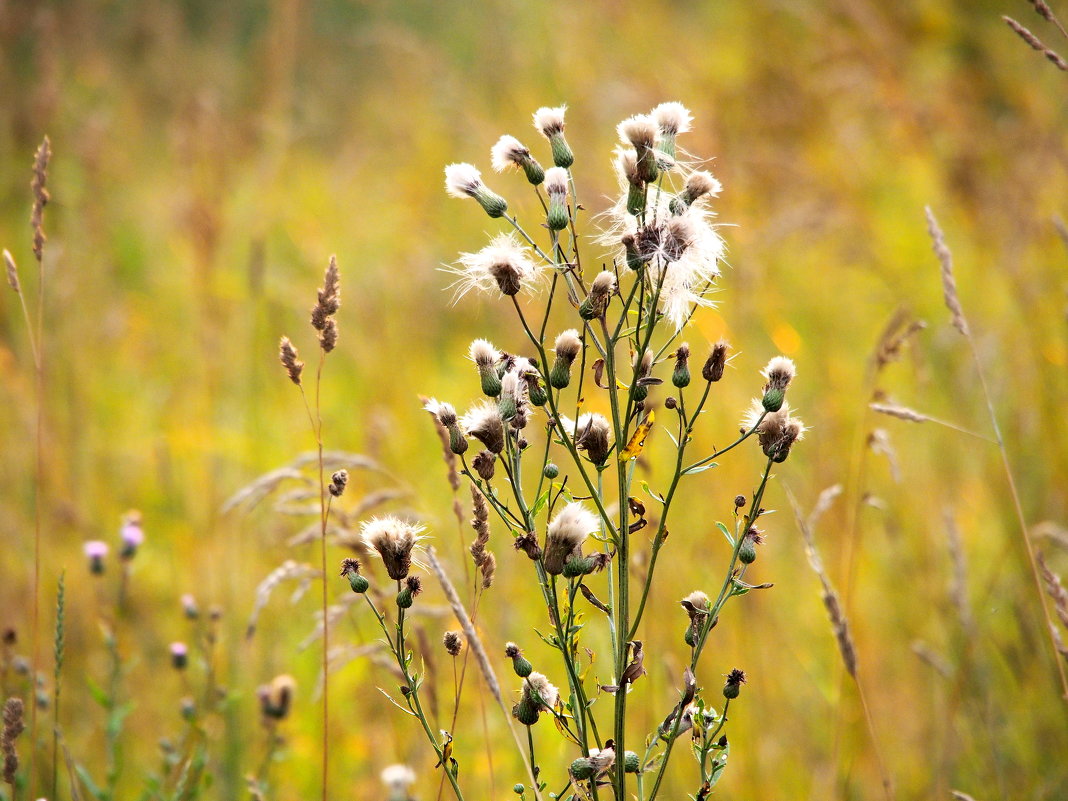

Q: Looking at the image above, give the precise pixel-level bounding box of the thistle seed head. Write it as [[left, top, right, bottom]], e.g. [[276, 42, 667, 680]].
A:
[[361, 517, 427, 580]]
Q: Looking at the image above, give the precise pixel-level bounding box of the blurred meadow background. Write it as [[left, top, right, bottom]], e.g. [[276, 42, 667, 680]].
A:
[[2, 0, 1068, 799]]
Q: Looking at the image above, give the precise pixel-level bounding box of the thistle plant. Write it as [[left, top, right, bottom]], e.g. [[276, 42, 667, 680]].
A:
[[334, 101, 809, 801]]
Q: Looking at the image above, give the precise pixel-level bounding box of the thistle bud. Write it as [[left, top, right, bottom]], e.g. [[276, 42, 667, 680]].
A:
[[170, 642, 188, 670], [505, 642, 533, 677], [672, 344, 691, 388], [702, 340, 729, 382], [569, 758, 595, 781], [632, 349, 654, 402], [181, 594, 199, 620], [397, 575, 422, 609], [623, 751, 641, 774], [544, 166, 571, 233], [84, 540, 108, 575], [513, 785, 525, 795], [512, 695, 540, 726], [723, 668, 746, 700], [524, 373, 547, 407], [760, 356, 795, 412], [533, 106, 574, 168], [665, 396, 677, 410], [498, 372, 520, 421], [258, 674, 296, 720], [470, 339, 503, 397], [622, 234, 646, 272], [762, 388, 785, 413], [550, 329, 581, 388], [651, 102, 693, 161], [562, 554, 598, 578], [340, 558, 369, 594], [618, 115, 659, 184], [669, 170, 721, 215], [734, 494, 746, 508], [543, 463, 559, 479], [119, 511, 144, 560], [491, 134, 545, 185], [738, 535, 757, 565], [444, 163, 508, 218]]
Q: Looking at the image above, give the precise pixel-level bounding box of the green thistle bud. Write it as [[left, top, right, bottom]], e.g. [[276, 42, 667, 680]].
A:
[[397, 576, 422, 609], [448, 424, 468, 456], [474, 188, 508, 219], [549, 134, 574, 168], [348, 573, 370, 593], [633, 383, 648, 402], [762, 387, 785, 412], [522, 159, 545, 185], [669, 196, 686, 216], [547, 201, 569, 231], [543, 463, 559, 479], [513, 784, 525, 795], [626, 182, 645, 217], [498, 393, 517, 421], [512, 696, 540, 725], [738, 537, 757, 565], [578, 295, 598, 320], [723, 668, 746, 700], [512, 655, 533, 677], [622, 234, 645, 272], [479, 364, 502, 397], [684, 626, 697, 647], [549, 358, 571, 388], [673, 362, 690, 389], [526, 375, 548, 407], [623, 751, 641, 774], [562, 555, 596, 579], [569, 758, 595, 781], [340, 558, 369, 593]]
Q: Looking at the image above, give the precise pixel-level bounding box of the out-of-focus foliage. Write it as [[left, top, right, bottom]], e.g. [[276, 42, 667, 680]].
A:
[[1, 1, 1066, 798]]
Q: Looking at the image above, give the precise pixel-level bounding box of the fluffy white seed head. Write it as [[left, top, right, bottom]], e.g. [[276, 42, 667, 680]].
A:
[[533, 105, 567, 137], [617, 114, 658, 149], [423, 398, 458, 427], [613, 146, 640, 185], [361, 517, 427, 580], [490, 134, 530, 173], [591, 270, 617, 297], [462, 400, 506, 453], [444, 162, 484, 198], [548, 502, 598, 548], [762, 356, 796, 392], [544, 166, 569, 197], [651, 102, 693, 136], [682, 590, 710, 610], [448, 233, 541, 300], [554, 329, 582, 362], [685, 170, 722, 201], [469, 338, 501, 367], [524, 672, 560, 710], [381, 764, 416, 794]]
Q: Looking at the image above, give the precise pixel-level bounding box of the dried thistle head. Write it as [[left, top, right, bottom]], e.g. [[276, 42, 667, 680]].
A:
[[361, 517, 427, 581], [328, 469, 348, 497], [258, 674, 296, 721], [279, 337, 304, 385], [571, 412, 612, 465], [702, 340, 729, 383], [549, 329, 582, 388], [618, 114, 659, 183], [472, 449, 496, 480], [743, 400, 807, 462], [443, 631, 464, 657], [651, 101, 693, 159]]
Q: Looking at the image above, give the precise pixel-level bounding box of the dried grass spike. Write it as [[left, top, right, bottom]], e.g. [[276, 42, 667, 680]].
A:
[[924, 206, 969, 336], [31, 136, 51, 263], [1004, 15, 1068, 70]]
